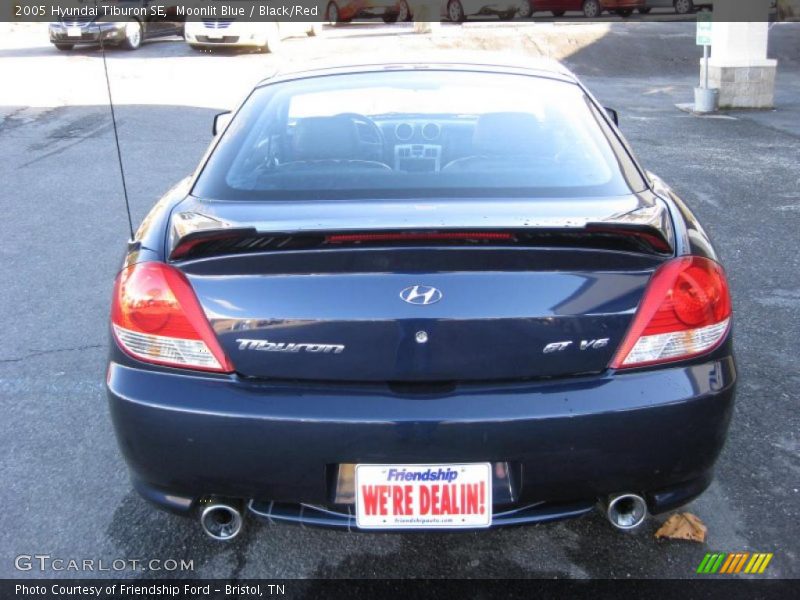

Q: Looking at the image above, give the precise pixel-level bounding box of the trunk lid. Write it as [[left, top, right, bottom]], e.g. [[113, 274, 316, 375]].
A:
[[173, 195, 671, 382]]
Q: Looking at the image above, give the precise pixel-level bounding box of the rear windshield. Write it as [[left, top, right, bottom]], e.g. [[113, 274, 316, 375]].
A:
[[193, 70, 645, 200]]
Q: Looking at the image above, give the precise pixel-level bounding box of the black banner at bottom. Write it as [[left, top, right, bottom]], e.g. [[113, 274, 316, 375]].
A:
[[2, 579, 798, 600]]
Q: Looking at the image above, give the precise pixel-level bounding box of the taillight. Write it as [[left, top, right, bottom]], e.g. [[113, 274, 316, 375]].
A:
[[611, 256, 732, 369], [111, 262, 233, 373]]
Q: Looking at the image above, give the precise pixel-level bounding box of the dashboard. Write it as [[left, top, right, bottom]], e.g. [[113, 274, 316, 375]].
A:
[[376, 118, 475, 173]]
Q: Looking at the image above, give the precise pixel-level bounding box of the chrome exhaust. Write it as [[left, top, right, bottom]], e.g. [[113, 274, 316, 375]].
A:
[[200, 500, 243, 541], [604, 493, 648, 530]]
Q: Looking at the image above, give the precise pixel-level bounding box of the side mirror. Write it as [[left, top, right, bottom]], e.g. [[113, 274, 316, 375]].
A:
[[213, 111, 232, 136], [605, 107, 619, 126]]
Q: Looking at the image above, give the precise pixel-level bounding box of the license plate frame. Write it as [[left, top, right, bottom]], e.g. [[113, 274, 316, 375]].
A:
[[66, 27, 82, 39], [355, 463, 492, 530]]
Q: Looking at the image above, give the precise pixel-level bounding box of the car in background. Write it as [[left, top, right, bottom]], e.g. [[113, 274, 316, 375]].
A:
[[185, 21, 321, 53], [643, 0, 711, 14], [518, 0, 645, 18], [48, 0, 183, 51], [324, 0, 404, 23], [442, 0, 523, 21]]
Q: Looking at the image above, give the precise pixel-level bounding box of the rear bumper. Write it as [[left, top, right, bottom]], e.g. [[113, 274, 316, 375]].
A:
[[108, 354, 736, 525]]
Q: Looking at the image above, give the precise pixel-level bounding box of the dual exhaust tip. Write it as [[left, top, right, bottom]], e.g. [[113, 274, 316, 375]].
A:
[[200, 500, 244, 541], [198, 493, 648, 539], [605, 493, 648, 530]]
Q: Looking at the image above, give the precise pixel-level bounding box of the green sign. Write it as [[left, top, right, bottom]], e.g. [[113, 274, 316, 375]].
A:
[[696, 13, 713, 46]]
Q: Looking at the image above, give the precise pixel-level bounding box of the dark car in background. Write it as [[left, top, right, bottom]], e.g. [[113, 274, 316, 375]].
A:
[[107, 60, 735, 540], [49, 0, 183, 51]]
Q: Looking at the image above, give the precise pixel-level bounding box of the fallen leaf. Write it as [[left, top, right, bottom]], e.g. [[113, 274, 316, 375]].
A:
[[655, 512, 707, 543]]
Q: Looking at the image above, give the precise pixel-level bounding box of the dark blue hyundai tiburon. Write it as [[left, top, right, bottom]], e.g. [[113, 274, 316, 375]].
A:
[[107, 60, 735, 540]]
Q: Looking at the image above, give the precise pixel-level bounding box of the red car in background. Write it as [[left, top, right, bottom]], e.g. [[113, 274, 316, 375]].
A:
[[518, 0, 645, 18], [325, 0, 406, 23]]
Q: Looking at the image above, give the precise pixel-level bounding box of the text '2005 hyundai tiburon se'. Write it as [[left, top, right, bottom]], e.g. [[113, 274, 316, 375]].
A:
[[107, 59, 735, 540]]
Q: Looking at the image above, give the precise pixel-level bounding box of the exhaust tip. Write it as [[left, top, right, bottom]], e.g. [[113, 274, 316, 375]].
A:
[[605, 493, 647, 530], [200, 502, 243, 541]]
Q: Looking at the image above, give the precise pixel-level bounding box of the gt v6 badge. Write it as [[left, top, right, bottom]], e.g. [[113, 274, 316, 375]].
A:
[[543, 339, 610, 354], [236, 339, 345, 354]]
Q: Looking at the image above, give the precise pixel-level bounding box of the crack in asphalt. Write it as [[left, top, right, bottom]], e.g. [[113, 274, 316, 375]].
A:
[[0, 343, 104, 363]]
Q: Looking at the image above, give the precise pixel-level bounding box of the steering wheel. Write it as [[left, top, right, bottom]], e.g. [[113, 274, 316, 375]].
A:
[[334, 112, 385, 160]]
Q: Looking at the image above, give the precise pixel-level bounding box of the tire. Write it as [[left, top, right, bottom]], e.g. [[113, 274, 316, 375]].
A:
[[638, 7, 652, 13], [674, 0, 694, 14], [552, 10, 566, 16], [582, 0, 601, 18], [120, 19, 142, 50], [397, 0, 412, 21], [517, 2, 533, 18], [326, 2, 340, 24], [499, 9, 516, 20], [448, 0, 465, 22], [54, 42, 74, 51], [616, 8, 634, 17]]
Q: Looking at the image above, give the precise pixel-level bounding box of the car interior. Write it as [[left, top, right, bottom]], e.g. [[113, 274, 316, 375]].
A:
[[216, 75, 625, 197]]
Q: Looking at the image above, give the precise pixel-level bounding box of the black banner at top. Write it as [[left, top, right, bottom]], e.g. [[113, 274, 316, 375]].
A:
[[1, 0, 791, 23]]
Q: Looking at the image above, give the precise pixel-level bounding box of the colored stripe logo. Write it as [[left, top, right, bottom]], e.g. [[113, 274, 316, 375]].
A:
[[696, 552, 773, 574]]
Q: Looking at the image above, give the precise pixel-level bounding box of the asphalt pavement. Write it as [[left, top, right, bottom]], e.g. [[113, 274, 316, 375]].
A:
[[0, 21, 798, 580]]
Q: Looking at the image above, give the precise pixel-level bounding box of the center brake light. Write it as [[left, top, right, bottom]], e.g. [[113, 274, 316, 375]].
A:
[[325, 232, 514, 244], [111, 262, 233, 373], [611, 256, 732, 369]]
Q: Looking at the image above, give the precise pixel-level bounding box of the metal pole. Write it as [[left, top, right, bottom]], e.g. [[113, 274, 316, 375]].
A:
[[703, 44, 709, 90]]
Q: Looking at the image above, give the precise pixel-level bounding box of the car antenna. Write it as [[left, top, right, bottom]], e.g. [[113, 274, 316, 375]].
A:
[[98, 23, 135, 241]]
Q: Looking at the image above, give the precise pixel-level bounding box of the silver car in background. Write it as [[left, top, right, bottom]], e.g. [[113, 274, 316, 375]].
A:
[[402, 0, 523, 21], [441, 0, 524, 21]]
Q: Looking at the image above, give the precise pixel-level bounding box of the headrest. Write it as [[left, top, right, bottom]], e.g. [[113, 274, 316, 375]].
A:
[[472, 112, 544, 156], [292, 116, 359, 161]]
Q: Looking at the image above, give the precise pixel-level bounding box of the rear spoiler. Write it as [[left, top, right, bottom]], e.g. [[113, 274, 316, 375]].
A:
[[169, 224, 673, 262]]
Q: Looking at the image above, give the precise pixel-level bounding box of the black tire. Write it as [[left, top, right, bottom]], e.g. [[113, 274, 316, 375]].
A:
[[582, 0, 601, 18], [674, 0, 694, 14], [447, 0, 465, 22], [499, 9, 516, 20], [398, 0, 412, 21], [552, 10, 566, 17], [54, 42, 74, 51], [638, 7, 652, 13], [382, 13, 399, 23], [616, 8, 634, 17], [326, 2, 341, 24], [518, 2, 533, 18], [120, 19, 142, 50]]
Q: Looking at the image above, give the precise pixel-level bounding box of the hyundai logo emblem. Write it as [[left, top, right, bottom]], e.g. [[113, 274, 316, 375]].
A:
[[400, 285, 443, 306]]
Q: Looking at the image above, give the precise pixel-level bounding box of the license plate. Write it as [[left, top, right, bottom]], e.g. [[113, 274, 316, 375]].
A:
[[355, 463, 492, 529], [66, 27, 82, 38], [206, 32, 223, 39]]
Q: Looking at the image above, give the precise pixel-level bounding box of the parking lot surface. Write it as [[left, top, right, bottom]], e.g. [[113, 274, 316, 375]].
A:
[[0, 21, 798, 579]]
